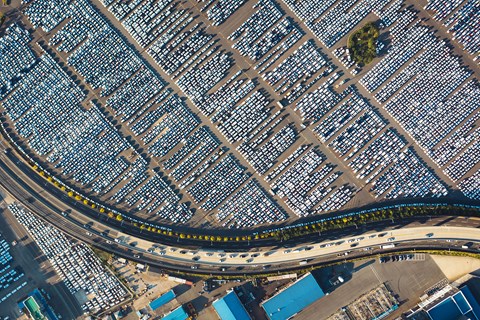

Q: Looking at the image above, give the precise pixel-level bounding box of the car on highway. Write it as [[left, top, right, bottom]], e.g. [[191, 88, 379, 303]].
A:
[[61, 211, 68, 217], [425, 233, 434, 238], [133, 254, 140, 259], [387, 237, 395, 242], [86, 232, 92, 236]]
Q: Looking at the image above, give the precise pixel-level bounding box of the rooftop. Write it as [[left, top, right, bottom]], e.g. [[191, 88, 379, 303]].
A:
[[261, 273, 325, 320], [213, 290, 252, 320], [161, 306, 189, 320]]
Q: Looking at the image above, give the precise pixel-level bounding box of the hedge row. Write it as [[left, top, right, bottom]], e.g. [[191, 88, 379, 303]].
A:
[[27, 160, 480, 245]]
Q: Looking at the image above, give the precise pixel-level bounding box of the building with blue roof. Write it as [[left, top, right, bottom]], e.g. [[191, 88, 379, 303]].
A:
[[261, 273, 325, 320], [426, 286, 480, 320], [162, 306, 189, 320], [17, 289, 58, 320], [150, 290, 176, 311], [213, 290, 251, 320]]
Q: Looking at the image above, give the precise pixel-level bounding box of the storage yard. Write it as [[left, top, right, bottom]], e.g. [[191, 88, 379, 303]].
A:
[[0, 0, 478, 233], [7, 203, 132, 315], [327, 284, 398, 320]]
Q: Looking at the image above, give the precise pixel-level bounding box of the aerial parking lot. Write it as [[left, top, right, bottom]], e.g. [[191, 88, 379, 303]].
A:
[[0, 0, 478, 234]]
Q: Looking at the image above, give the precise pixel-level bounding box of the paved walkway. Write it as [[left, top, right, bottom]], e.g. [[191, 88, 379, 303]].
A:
[[431, 255, 480, 281]]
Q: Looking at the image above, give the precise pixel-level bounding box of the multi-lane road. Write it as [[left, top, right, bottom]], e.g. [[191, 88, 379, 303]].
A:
[[1, 147, 480, 275]]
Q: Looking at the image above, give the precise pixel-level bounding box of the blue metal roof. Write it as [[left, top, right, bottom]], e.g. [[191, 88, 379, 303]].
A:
[[461, 286, 480, 320], [161, 306, 189, 320], [261, 273, 325, 320], [213, 290, 251, 320], [427, 290, 480, 320], [150, 290, 175, 311]]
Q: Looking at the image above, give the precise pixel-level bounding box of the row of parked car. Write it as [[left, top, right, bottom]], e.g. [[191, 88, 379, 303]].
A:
[[217, 180, 287, 228], [459, 170, 480, 200], [262, 40, 327, 95], [229, 0, 283, 58], [206, 0, 248, 26], [187, 154, 250, 211], [254, 26, 304, 75], [271, 148, 340, 216], [428, 111, 480, 168], [217, 91, 271, 143], [120, 0, 175, 48], [329, 110, 386, 158], [0, 234, 26, 304], [238, 124, 297, 175], [10, 204, 128, 314], [169, 128, 220, 182], [426, 0, 480, 60], [379, 254, 416, 263], [106, 67, 165, 123], [0, 24, 35, 96], [265, 144, 309, 183], [313, 92, 370, 143], [197, 71, 256, 122], [349, 129, 406, 184], [176, 51, 233, 106], [233, 17, 294, 61], [294, 73, 345, 123], [284, 0, 392, 48], [370, 149, 448, 199], [360, 21, 479, 199], [383, 45, 474, 151], [143, 96, 199, 158], [444, 141, 480, 182]]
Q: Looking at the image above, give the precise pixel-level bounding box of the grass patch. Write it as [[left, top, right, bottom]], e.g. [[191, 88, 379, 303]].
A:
[[347, 22, 379, 65], [92, 246, 113, 265]]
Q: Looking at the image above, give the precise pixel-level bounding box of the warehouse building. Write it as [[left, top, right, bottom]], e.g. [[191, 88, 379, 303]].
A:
[[213, 289, 251, 320], [261, 273, 325, 320]]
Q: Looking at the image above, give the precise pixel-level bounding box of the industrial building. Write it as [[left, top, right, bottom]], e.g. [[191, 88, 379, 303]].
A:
[[213, 289, 252, 320], [18, 289, 58, 320], [261, 273, 325, 320], [407, 280, 480, 320]]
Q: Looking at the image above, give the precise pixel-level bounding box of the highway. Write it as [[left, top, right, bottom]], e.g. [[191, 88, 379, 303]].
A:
[[1, 148, 480, 275]]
